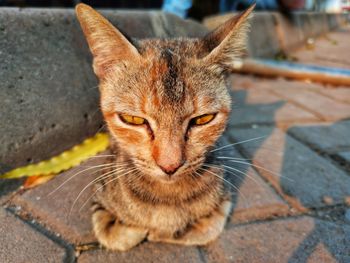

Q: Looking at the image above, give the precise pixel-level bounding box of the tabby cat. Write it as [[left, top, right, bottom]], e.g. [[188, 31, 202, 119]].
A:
[[75, 3, 254, 251]]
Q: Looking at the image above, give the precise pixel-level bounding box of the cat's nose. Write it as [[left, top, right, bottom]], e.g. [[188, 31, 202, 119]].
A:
[[158, 160, 185, 175], [152, 140, 185, 176]]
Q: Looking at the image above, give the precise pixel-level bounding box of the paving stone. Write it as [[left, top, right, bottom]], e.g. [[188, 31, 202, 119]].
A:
[[229, 74, 268, 90], [338, 152, 350, 163], [309, 85, 350, 104], [288, 120, 350, 153], [229, 88, 319, 127], [217, 136, 289, 223], [269, 83, 350, 121], [234, 74, 350, 107], [228, 127, 350, 210], [230, 72, 320, 91], [203, 216, 350, 263], [292, 26, 350, 69], [314, 205, 350, 226], [0, 178, 24, 202], [78, 242, 202, 263], [10, 154, 112, 244], [264, 77, 350, 105], [0, 208, 67, 263], [229, 164, 290, 223]]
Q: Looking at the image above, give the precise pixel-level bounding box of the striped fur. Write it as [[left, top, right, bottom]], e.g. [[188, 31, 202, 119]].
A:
[[76, 3, 253, 250]]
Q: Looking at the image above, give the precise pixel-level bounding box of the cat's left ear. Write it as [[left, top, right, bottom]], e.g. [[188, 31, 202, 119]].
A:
[[201, 4, 255, 71]]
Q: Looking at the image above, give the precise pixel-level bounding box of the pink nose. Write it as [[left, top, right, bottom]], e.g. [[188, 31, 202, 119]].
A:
[[158, 160, 185, 175], [152, 142, 185, 175]]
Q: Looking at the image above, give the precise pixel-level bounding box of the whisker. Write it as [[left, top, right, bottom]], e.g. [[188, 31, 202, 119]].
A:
[[217, 163, 266, 191], [218, 145, 284, 156], [192, 170, 234, 198], [200, 165, 248, 204], [211, 135, 267, 153], [89, 85, 99, 90], [68, 165, 129, 216], [77, 167, 138, 214], [78, 163, 128, 169], [77, 168, 138, 214], [215, 156, 252, 161], [219, 158, 330, 193], [95, 123, 107, 133], [203, 163, 250, 187], [48, 162, 117, 196], [217, 157, 294, 183]]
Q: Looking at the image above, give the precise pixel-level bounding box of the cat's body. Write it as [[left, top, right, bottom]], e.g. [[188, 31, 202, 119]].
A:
[[75, 4, 254, 251], [92, 140, 231, 250]]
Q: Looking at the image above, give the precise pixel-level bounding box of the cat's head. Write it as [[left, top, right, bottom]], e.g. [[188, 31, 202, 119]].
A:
[[76, 4, 253, 182]]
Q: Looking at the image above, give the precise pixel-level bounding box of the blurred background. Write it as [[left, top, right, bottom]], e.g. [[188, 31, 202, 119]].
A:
[[0, 0, 349, 20], [0, 0, 350, 262]]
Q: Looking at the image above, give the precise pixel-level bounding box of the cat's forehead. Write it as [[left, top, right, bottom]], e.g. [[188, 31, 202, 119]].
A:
[[152, 48, 185, 103], [139, 38, 204, 58], [139, 39, 208, 102], [102, 38, 227, 118]]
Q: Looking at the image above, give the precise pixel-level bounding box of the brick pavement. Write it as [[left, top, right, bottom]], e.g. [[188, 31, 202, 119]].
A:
[[292, 26, 350, 69], [204, 216, 350, 263], [2, 28, 350, 263], [0, 208, 71, 263]]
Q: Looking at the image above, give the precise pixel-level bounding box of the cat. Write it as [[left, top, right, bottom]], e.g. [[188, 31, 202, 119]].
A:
[[75, 3, 254, 251]]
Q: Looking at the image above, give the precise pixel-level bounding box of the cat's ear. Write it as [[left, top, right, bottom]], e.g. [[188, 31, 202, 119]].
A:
[[75, 4, 141, 78], [201, 4, 255, 71]]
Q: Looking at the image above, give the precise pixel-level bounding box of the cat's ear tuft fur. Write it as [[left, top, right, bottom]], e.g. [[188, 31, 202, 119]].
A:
[[75, 4, 141, 79], [201, 4, 255, 72]]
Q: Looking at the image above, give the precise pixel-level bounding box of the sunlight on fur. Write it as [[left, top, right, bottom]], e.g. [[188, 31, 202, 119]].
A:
[[75, 3, 254, 251]]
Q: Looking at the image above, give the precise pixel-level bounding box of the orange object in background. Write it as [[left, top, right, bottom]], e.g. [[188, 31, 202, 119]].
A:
[[23, 174, 55, 189]]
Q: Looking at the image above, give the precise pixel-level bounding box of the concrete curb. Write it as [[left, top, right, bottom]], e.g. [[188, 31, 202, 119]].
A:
[[0, 8, 208, 173], [203, 11, 350, 57]]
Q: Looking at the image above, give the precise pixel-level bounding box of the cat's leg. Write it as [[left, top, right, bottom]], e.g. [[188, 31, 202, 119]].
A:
[[92, 205, 148, 251], [148, 198, 232, 246]]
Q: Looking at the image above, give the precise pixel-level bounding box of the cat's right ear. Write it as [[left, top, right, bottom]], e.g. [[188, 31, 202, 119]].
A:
[[201, 4, 255, 72], [75, 4, 141, 79]]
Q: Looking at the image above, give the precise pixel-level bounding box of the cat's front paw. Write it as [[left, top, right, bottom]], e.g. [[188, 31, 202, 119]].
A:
[[148, 199, 232, 246], [147, 231, 173, 243], [92, 208, 148, 251]]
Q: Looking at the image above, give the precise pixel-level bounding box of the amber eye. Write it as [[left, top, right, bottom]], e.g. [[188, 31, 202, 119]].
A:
[[119, 114, 146, 125], [192, 114, 215, 126]]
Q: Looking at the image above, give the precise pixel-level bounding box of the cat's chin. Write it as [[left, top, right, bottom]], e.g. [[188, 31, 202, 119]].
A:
[[148, 173, 182, 184], [156, 176, 177, 184], [145, 170, 193, 184]]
